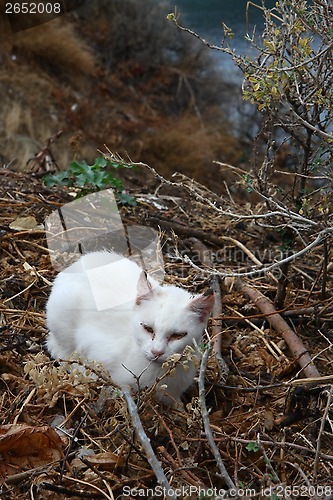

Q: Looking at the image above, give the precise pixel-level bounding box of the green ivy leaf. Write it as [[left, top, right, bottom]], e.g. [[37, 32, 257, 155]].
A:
[[43, 156, 135, 202], [117, 192, 137, 206], [246, 442, 259, 453], [94, 157, 108, 169]]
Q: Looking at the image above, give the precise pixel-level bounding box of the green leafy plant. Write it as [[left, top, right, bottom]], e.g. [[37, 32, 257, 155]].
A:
[[243, 173, 254, 192], [245, 441, 260, 453], [43, 157, 136, 205]]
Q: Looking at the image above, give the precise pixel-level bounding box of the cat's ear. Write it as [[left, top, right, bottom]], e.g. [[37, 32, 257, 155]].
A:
[[136, 271, 155, 305], [188, 289, 215, 322]]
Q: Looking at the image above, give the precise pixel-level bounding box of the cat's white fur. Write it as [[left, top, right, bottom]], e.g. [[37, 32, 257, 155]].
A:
[[46, 251, 214, 406]]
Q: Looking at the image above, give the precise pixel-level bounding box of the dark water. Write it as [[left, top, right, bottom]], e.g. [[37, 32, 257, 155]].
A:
[[175, 0, 275, 43], [175, 0, 275, 79]]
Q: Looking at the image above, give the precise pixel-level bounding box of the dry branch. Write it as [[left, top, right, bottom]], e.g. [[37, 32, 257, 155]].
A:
[[147, 215, 227, 248], [158, 446, 202, 488], [122, 386, 177, 500], [198, 345, 236, 491], [226, 278, 321, 379], [116, 157, 333, 280], [313, 384, 333, 479]]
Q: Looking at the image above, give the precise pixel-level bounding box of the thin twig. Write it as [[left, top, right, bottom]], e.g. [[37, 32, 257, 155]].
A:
[[150, 404, 204, 486], [198, 436, 333, 462], [62, 475, 114, 500], [313, 384, 333, 479], [183, 227, 333, 278], [198, 345, 236, 491], [158, 446, 205, 488], [257, 434, 282, 486], [103, 151, 321, 227], [122, 386, 178, 500], [103, 154, 333, 287], [39, 481, 100, 498]]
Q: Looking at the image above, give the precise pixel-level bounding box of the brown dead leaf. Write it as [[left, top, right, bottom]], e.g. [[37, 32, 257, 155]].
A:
[[263, 409, 274, 431], [0, 424, 63, 478], [84, 450, 126, 471], [258, 347, 277, 373], [9, 216, 43, 231]]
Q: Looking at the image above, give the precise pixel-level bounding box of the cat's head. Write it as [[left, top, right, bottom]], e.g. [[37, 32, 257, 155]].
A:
[[133, 272, 214, 363]]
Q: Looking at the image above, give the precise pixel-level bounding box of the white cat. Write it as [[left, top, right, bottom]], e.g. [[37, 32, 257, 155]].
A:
[[46, 251, 214, 406]]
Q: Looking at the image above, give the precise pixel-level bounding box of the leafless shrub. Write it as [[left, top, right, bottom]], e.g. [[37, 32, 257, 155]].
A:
[[168, 0, 333, 294]]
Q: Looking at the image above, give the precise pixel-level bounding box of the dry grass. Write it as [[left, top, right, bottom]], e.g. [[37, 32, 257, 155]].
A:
[[139, 113, 242, 190], [13, 18, 96, 79], [0, 0, 96, 79], [0, 67, 69, 169], [0, 4, 97, 169]]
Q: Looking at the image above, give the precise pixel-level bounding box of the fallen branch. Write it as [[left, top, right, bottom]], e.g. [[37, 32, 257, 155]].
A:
[[216, 374, 333, 392], [61, 476, 113, 500], [226, 278, 321, 378], [186, 435, 333, 461], [147, 216, 228, 248], [38, 481, 100, 499], [198, 345, 236, 491], [151, 214, 333, 280], [122, 386, 178, 500]]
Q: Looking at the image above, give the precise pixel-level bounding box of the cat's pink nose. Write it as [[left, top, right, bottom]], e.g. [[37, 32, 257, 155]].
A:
[[151, 348, 164, 358]]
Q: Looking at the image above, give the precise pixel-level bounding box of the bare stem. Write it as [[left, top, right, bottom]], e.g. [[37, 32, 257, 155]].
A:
[[313, 384, 333, 480], [198, 344, 236, 491], [122, 386, 178, 500]]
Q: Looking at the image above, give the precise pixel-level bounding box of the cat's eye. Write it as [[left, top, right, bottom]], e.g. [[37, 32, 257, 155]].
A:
[[169, 331, 188, 341], [141, 323, 155, 337]]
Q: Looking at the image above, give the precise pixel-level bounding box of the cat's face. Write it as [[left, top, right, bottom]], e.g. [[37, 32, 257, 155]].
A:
[[133, 272, 214, 363]]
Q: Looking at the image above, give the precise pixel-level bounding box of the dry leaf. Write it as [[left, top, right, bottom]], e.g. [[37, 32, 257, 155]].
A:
[[0, 424, 63, 478], [263, 410, 274, 430], [9, 216, 43, 231], [258, 347, 276, 373], [84, 450, 126, 470]]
